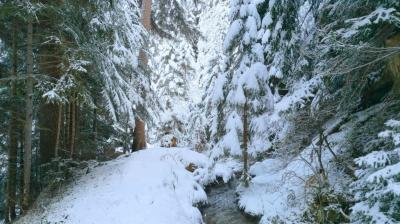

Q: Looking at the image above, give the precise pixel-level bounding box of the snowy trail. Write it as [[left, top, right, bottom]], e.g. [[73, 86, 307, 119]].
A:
[[17, 148, 211, 224]]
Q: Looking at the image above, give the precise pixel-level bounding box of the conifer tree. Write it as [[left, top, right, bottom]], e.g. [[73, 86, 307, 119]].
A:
[[213, 0, 274, 185]]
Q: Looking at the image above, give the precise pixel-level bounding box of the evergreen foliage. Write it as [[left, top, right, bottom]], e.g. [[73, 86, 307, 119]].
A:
[[202, 0, 400, 222], [0, 0, 399, 223], [0, 0, 154, 220]]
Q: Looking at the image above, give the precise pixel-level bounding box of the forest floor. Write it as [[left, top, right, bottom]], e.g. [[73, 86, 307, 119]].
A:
[[16, 147, 212, 224]]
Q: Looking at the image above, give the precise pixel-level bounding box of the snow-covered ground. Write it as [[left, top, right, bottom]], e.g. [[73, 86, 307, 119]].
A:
[[237, 117, 352, 223], [17, 148, 212, 224]]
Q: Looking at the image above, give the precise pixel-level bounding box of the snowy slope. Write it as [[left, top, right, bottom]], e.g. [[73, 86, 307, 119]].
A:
[[17, 148, 212, 224]]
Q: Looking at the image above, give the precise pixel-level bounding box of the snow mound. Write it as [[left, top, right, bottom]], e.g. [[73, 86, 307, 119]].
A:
[[17, 148, 211, 224], [238, 123, 350, 223]]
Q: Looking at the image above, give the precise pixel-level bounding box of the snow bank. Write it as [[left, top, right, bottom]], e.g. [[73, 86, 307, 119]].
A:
[[238, 122, 349, 223], [238, 154, 313, 222], [17, 148, 211, 224], [212, 158, 242, 183]]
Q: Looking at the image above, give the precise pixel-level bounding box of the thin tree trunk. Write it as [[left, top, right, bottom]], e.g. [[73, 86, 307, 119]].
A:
[[59, 103, 65, 155], [55, 104, 63, 158], [124, 115, 129, 153], [4, 178, 8, 223], [216, 102, 224, 142], [92, 100, 97, 145], [7, 23, 18, 221], [75, 101, 80, 158], [23, 20, 34, 210], [317, 130, 327, 183], [65, 102, 70, 155], [18, 131, 24, 211], [70, 99, 76, 159], [242, 100, 249, 188]]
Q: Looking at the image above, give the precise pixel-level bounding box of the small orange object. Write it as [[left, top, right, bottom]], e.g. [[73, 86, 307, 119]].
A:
[[185, 163, 198, 173], [170, 137, 177, 147]]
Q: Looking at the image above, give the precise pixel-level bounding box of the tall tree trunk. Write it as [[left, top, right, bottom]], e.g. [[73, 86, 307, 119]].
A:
[[7, 23, 18, 222], [38, 0, 62, 165], [65, 102, 71, 155], [18, 130, 24, 211], [54, 104, 63, 158], [59, 103, 65, 155], [70, 98, 76, 159], [139, 0, 152, 66], [216, 102, 225, 142], [75, 101, 80, 158], [92, 99, 97, 145], [23, 20, 34, 210], [242, 100, 249, 188], [124, 115, 129, 153], [39, 104, 60, 164]]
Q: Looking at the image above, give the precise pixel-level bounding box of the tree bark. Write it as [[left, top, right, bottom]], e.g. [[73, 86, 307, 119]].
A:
[[38, 0, 63, 165], [18, 129, 24, 210], [38, 81, 61, 163], [132, 117, 147, 152], [59, 103, 65, 155], [124, 116, 129, 153], [216, 102, 225, 142], [139, 0, 152, 66], [23, 20, 34, 210], [142, 0, 152, 30], [65, 102, 71, 155], [75, 101, 80, 158], [39, 103, 60, 164], [70, 98, 76, 159], [7, 23, 18, 221], [92, 100, 97, 144], [54, 104, 63, 158], [317, 130, 327, 183]]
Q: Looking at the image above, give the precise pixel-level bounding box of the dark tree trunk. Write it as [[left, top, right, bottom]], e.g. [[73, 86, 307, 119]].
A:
[[39, 103, 60, 164], [38, 45, 61, 163], [65, 102, 71, 155], [59, 103, 65, 156], [124, 116, 129, 153], [38, 0, 63, 165], [18, 128, 24, 211], [7, 23, 18, 221], [216, 102, 225, 142], [92, 100, 97, 144], [55, 104, 63, 158], [70, 99, 76, 159], [23, 20, 34, 210], [75, 101, 80, 158]]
